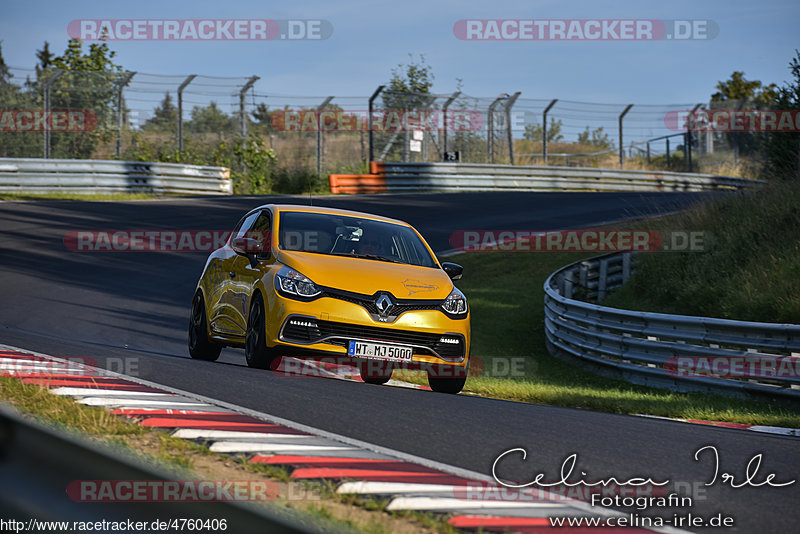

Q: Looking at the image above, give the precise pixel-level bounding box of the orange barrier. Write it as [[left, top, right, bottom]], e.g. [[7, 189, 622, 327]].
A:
[[329, 162, 387, 194]]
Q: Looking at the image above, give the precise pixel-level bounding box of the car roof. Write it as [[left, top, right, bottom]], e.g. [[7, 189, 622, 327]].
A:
[[253, 204, 413, 227]]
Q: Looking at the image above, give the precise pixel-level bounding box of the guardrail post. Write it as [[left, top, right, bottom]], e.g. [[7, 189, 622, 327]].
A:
[[564, 269, 574, 299], [542, 99, 558, 165], [618, 104, 633, 166], [441, 91, 460, 157], [622, 252, 631, 283], [598, 259, 609, 301], [43, 69, 65, 158], [368, 85, 385, 163], [504, 92, 521, 165], [316, 96, 334, 179], [116, 71, 136, 159], [177, 75, 197, 155], [239, 76, 260, 138]]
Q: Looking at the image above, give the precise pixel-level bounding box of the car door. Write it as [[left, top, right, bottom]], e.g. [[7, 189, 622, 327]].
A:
[[229, 209, 274, 335], [208, 210, 260, 337]]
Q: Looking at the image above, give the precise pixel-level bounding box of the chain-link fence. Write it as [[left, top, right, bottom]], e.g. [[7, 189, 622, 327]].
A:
[[1, 67, 755, 183]]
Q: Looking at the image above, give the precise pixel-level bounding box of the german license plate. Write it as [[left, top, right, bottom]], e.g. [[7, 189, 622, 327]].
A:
[[348, 341, 413, 362]]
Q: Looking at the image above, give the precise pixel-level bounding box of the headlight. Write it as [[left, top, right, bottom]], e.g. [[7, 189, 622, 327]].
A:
[[442, 287, 468, 315], [275, 265, 322, 298]]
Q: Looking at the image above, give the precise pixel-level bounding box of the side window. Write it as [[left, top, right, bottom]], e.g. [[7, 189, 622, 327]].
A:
[[249, 211, 273, 257], [232, 211, 260, 241]]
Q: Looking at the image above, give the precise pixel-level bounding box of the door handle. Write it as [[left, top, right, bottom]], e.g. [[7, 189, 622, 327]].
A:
[[229, 271, 236, 278]]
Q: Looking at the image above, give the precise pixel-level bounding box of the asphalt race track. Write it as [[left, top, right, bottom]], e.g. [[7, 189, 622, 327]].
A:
[[1, 191, 797, 533]]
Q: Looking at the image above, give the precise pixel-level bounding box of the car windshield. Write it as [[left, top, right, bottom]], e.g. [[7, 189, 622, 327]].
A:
[[278, 211, 436, 268]]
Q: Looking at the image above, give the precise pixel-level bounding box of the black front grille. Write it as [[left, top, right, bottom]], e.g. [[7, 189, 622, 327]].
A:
[[280, 317, 465, 360], [322, 288, 442, 318]]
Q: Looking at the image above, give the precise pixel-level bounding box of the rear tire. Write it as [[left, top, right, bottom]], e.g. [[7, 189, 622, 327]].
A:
[[245, 294, 280, 369], [188, 292, 221, 361]]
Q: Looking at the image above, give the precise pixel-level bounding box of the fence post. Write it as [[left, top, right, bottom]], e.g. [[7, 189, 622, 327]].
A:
[[441, 91, 460, 157], [666, 137, 671, 166], [368, 85, 384, 162], [239, 76, 259, 138], [116, 71, 136, 158], [505, 92, 521, 165], [177, 75, 197, 155], [316, 96, 334, 179], [43, 69, 65, 159], [618, 104, 633, 166], [686, 103, 701, 171], [487, 94, 507, 163], [542, 99, 558, 165]]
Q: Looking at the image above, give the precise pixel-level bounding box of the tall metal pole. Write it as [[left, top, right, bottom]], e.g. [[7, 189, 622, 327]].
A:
[[505, 92, 521, 165], [542, 99, 558, 165], [618, 104, 633, 166], [316, 96, 333, 179], [43, 69, 65, 158], [368, 85, 384, 162], [177, 75, 197, 155], [441, 91, 460, 156], [687, 103, 702, 172], [116, 71, 136, 158], [238, 76, 259, 138], [487, 94, 507, 164]]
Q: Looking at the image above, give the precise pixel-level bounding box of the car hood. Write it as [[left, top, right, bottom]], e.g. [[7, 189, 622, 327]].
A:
[[276, 250, 453, 300]]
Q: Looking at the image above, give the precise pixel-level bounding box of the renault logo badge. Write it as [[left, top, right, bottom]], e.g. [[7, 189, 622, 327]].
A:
[[375, 294, 394, 316]]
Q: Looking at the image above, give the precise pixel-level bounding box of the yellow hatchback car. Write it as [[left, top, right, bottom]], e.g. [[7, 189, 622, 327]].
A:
[[189, 204, 471, 393]]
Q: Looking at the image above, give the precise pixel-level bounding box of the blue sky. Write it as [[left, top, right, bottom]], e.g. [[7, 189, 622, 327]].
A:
[[2, 0, 798, 103]]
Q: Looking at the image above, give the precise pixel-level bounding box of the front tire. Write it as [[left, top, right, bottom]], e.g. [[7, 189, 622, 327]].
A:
[[245, 294, 280, 369], [359, 361, 393, 385], [188, 292, 221, 361], [427, 364, 467, 394]]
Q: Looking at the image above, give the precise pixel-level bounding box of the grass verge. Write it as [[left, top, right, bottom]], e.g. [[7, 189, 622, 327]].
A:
[[397, 242, 800, 427], [0, 376, 448, 534]]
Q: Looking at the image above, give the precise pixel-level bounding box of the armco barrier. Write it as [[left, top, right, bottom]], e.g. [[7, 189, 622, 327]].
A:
[[544, 252, 800, 400], [330, 162, 760, 193], [0, 158, 232, 195]]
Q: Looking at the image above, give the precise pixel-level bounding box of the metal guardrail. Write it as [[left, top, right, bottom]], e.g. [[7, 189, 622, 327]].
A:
[[381, 162, 760, 193], [544, 252, 800, 400], [0, 158, 232, 195], [0, 403, 309, 532]]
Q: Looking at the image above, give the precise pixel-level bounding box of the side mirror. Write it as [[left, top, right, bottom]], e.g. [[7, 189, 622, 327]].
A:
[[441, 262, 463, 280], [231, 237, 261, 267]]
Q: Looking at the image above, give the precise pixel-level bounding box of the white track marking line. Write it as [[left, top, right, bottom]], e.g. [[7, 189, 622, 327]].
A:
[[172, 429, 311, 439], [50, 387, 168, 397], [337, 481, 463, 495], [385, 496, 569, 512], [0, 343, 680, 526], [78, 398, 214, 408], [210, 442, 361, 453]]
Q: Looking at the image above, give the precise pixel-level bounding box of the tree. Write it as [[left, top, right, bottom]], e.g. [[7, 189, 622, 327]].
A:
[[382, 54, 435, 112], [763, 51, 800, 180], [186, 101, 235, 135], [523, 118, 564, 142], [142, 93, 178, 133], [711, 71, 779, 156], [0, 41, 11, 85], [35, 41, 54, 79], [577, 126, 614, 150]]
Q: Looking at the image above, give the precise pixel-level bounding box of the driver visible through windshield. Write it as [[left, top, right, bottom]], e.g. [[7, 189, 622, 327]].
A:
[[278, 211, 436, 268]]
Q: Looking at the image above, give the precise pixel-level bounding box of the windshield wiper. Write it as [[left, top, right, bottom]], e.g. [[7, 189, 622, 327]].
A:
[[329, 252, 403, 264]]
